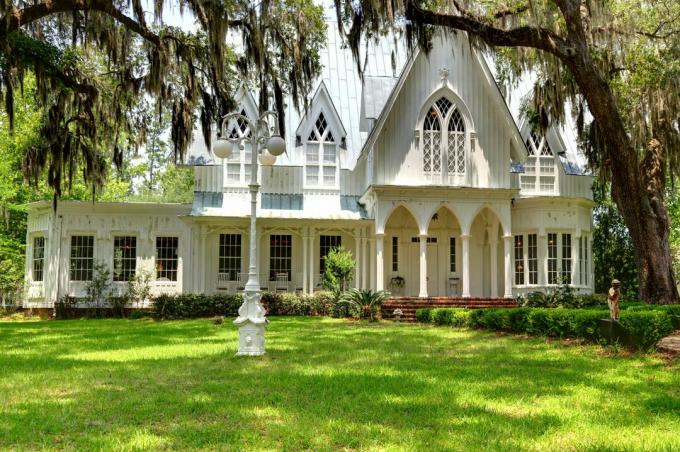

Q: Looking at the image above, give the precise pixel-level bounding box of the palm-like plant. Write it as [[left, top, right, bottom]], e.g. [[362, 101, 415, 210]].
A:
[[339, 289, 390, 322]]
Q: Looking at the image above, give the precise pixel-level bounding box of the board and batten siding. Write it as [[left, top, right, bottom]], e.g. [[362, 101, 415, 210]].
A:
[[372, 35, 515, 189]]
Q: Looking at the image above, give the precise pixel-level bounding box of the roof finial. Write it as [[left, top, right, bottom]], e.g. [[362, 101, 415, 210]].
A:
[[439, 66, 450, 84]]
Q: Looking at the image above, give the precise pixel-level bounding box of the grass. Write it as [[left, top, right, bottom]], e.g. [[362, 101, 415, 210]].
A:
[[1, 317, 679, 451]]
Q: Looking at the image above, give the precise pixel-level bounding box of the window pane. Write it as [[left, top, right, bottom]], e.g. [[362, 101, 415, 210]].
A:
[[528, 234, 538, 285], [33, 237, 45, 282], [561, 233, 572, 284], [269, 235, 292, 280], [70, 235, 94, 281], [156, 237, 179, 281], [219, 234, 242, 281], [392, 237, 399, 272], [547, 233, 558, 284], [514, 235, 524, 285], [323, 146, 336, 163], [113, 236, 137, 281], [449, 237, 456, 272], [320, 235, 342, 273], [323, 166, 336, 186]]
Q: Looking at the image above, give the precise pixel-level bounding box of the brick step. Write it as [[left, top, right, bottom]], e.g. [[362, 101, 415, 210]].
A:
[[381, 297, 517, 322]]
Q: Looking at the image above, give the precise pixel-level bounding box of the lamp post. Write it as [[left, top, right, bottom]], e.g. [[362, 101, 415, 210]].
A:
[[214, 109, 286, 356]]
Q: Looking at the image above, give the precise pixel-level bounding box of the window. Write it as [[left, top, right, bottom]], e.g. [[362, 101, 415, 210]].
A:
[[225, 109, 252, 185], [70, 235, 94, 281], [579, 236, 589, 286], [527, 234, 538, 285], [514, 235, 524, 285], [411, 237, 437, 243], [547, 233, 558, 284], [270, 234, 292, 280], [392, 237, 399, 272], [561, 233, 572, 284], [306, 112, 337, 187], [320, 235, 341, 273], [421, 96, 467, 184], [33, 237, 45, 282], [156, 237, 179, 281], [219, 234, 242, 281], [449, 237, 456, 272], [113, 236, 137, 281], [521, 131, 555, 193]]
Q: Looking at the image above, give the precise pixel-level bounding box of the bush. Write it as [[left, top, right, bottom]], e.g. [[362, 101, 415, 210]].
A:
[[260, 291, 335, 316], [54, 296, 80, 319], [618, 311, 674, 350], [416, 305, 676, 351], [415, 308, 433, 323], [339, 289, 390, 321], [520, 289, 607, 309], [151, 294, 242, 319], [431, 308, 470, 327]]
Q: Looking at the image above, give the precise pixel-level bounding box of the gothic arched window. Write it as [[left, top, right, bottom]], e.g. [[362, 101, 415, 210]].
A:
[[225, 109, 253, 185], [520, 130, 555, 193], [421, 96, 467, 184], [305, 112, 338, 187]]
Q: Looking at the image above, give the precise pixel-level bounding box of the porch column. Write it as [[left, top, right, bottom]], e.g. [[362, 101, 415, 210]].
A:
[[503, 235, 513, 299], [369, 238, 376, 290], [538, 232, 547, 286], [419, 234, 428, 298], [308, 230, 315, 292], [572, 232, 580, 287], [200, 225, 207, 293], [361, 236, 368, 289], [302, 229, 309, 293], [375, 233, 384, 291], [354, 229, 361, 288], [490, 234, 498, 298], [461, 234, 471, 298]]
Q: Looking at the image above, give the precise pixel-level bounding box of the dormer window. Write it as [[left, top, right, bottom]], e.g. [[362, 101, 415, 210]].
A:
[[420, 96, 467, 185], [226, 109, 253, 185], [521, 130, 556, 193], [305, 112, 338, 187]]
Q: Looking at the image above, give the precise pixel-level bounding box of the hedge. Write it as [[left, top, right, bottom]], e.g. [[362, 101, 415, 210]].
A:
[[152, 291, 342, 319], [415, 306, 677, 350]]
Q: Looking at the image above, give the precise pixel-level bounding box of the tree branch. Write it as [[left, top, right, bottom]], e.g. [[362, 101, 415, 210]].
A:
[[1, 0, 163, 46], [405, 3, 574, 59]]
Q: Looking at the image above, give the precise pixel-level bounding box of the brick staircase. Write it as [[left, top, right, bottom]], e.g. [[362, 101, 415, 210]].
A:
[[381, 297, 517, 322]]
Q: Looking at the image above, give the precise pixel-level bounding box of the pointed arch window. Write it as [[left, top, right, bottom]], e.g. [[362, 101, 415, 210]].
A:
[[421, 96, 467, 184], [521, 130, 555, 193], [305, 112, 338, 187], [225, 109, 253, 185]]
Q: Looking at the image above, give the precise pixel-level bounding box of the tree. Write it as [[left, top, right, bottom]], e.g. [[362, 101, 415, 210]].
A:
[[1, 0, 325, 199], [322, 247, 356, 293], [334, 0, 680, 304]]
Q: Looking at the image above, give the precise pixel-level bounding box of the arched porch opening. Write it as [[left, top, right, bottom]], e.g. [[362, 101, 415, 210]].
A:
[[469, 207, 504, 298], [383, 205, 420, 296], [420, 207, 463, 296]]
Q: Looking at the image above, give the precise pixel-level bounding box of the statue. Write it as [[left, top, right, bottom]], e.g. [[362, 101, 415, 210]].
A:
[[607, 279, 621, 321]]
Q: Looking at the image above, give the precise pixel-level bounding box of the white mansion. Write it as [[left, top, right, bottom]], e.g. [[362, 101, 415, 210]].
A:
[[23, 21, 594, 307]]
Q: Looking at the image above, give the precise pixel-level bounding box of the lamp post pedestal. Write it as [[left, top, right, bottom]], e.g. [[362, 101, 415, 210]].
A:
[[234, 291, 267, 356]]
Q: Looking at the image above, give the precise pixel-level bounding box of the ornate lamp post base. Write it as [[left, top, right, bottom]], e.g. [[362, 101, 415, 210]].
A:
[[233, 291, 267, 356]]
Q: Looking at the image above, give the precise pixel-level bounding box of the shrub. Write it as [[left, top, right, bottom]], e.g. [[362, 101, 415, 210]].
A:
[[322, 247, 356, 292], [415, 308, 433, 323], [151, 294, 242, 319], [618, 311, 674, 350], [260, 291, 334, 316], [431, 308, 470, 327], [339, 289, 390, 321], [54, 296, 80, 319]]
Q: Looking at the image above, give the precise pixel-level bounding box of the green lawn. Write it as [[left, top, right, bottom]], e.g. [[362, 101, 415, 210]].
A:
[[1, 317, 679, 451]]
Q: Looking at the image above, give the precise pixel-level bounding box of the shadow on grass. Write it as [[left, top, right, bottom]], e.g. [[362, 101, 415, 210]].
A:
[[0, 317, 678, 450]]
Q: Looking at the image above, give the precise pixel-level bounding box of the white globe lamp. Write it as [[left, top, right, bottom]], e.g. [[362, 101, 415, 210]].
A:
[[258, 149, 276, 166], [266, 134, 286, 156], [213, 138, 233, 159]]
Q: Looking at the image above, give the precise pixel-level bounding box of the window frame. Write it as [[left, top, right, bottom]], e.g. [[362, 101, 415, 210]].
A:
[[113, 235, 137, 282], [520, 132, 556, 194], [224, 109, 253, 186], [70, 235, 95, 282], [269, 234, 292, 281], [155, 236, 179, 282], [304, 111, 339, 189], [391, 236, 399, 272], [319, 235, 342, 274], [32, 236, 46, 282], [449, 237, 456, 273], [219, 233, 242, 281], [419, 96, 468, 185]]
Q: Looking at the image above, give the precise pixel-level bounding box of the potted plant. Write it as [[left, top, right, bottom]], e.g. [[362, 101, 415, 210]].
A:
[[389, 276, 405, 295]]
